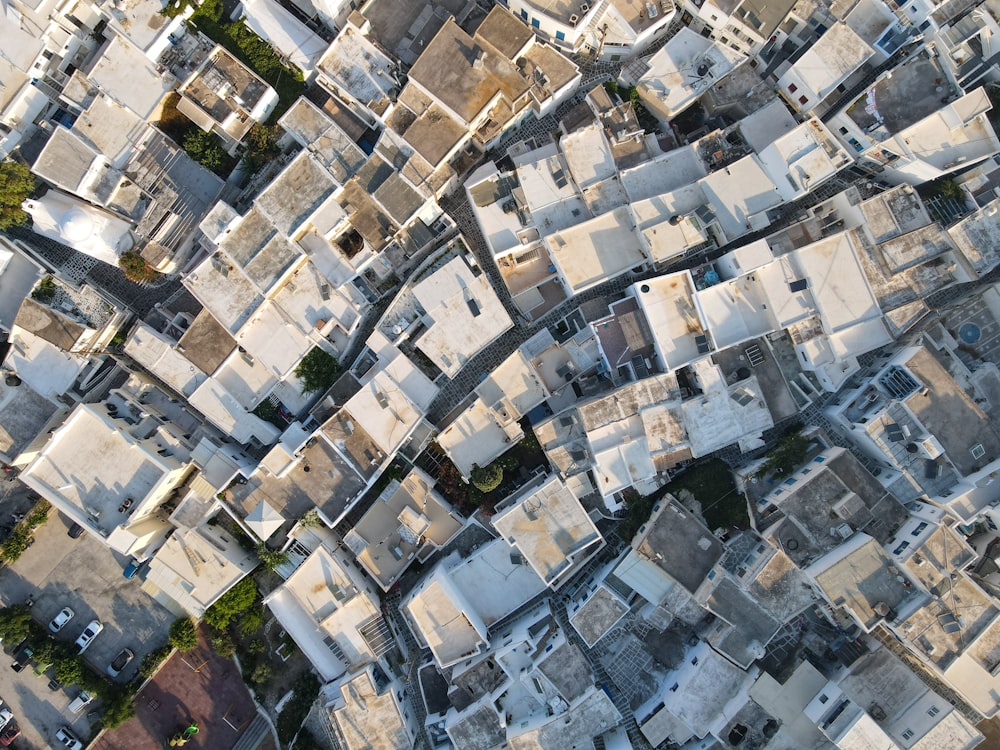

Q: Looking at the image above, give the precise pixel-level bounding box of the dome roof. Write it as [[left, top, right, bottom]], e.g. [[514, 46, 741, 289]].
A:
[[60, 207, 95, 243]]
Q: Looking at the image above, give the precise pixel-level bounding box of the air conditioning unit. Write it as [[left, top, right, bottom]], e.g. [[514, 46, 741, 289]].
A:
[[569, 13, 579, 24]]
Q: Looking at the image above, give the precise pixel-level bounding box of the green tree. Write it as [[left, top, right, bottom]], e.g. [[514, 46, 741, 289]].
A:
[[53, 654, 84, 686], [100, 687, 136, 729], [293, 347, 340, 394], [31, 276, 57, 302], [168, 617, 198, 652], [203, 576, 258, 630], [0, 159, 35, 230], [0, 605, 33, 643], [470, 463, 503, 493], [182, 129, 228, 175], [249, 662, 271, 684], [211, 630, 236, 657], [239, 608, 265, 638]]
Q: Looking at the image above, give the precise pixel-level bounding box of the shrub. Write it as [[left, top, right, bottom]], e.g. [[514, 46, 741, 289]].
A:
[[246, 638, 265, 656], [211, 631, 235, 658], [239, 608, 265, 638], [293, 347, 340, 394], [31, 275, 57, 302], [470, 463, 503, 493], [256, 543, 288, 572], [249, 662, 271, 684], [0, 159, 35, 230], [168, 617, 198, 652], [182, 129, 230, 176], [53, 654, 84, 686], [203, 577, 257, 630], [118, 251, 159, 283], [276, 673, 320, 745], [760, 432, 811, 477], [139, 645, 171, 679]]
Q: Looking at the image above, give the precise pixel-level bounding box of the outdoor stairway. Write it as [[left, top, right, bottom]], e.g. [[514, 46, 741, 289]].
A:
[[230, 713, 270, 750]]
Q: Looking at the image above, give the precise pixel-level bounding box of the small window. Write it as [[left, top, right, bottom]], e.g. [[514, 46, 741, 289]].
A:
[[669, 682, 679, 692], [531, 17, 540, 28], [556, 30, 565, 40], [902, 729, 914, 740], [927, 705, 940, 717], [839, 126, 849, 135], [798, 95, 808, 105], [819, 694, 829, 704], [971, 443, 986, 460], [788, 83, 798, 93], [520, 9, 528, 20]]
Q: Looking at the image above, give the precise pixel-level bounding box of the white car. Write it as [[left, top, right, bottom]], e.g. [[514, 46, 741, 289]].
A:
[[0, 708, 11, 730], [48, 607, 74, 633], [55, 726, 83, 750], [74, 620, 103, 653]]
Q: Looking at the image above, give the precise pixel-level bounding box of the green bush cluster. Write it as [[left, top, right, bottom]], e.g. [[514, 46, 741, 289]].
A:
[[30, 276, 57, 302], [203, 576, 258, 630], [276, 673, 320, 745], [0, 501, 50, 564], [0, 159, 35, 230], [293, 347, 340, 394], [139, 645, 171, 679], [168, 617, 198, 652], [118, 251, 159, 284]]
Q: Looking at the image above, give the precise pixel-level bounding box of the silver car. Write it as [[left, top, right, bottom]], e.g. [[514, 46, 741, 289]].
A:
[[74, 620, 103, 653], [48, 607, 74, 633]]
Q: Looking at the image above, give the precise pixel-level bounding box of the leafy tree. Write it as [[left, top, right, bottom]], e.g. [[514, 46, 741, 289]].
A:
[[168, 617, 198, 652], [182, 129, 229, 175], [53, 654, 84, 686], [299, 508, 321, 528], [211, 630, 236, 657], [470, 463, 503, 493], [0, 159, 35, 230], [249, 662, 271, 684], [203, 576, 258, 630], [118, 251, 159, 283], [31, 639, 55, 669], [243, 123, 282, 173], [0, 605, 32, 643], [100, 686, 136, 729], [239, 608, 265, 638], [760, 432, 811, 477], [293, 347, 340, 394]]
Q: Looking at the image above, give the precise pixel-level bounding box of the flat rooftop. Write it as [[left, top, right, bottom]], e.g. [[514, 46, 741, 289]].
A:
[[621, 144, 707, 203], [547, 206, 646, 294], [562, 123, 617, 190], [570, 585, 629, 647], [414, 257, 514, 378], [345, 470, 463, 590], [632, 272, 705, 369], [898, 575, 995, 669], [846, 55, 949, 133], [637, 497, 723, 594], [0, 379, 57, 460], [229, 435, 366, 524], [177, 309, 236, 377], [255, 151, 337, 236], [493, 475, 603, 588], [405, 573, 487, 667], [21, 404, 181, 533], [184, 254, 263, 334], [948, 198, 1000, 276], [437, 398, 522, 477], [778, 22, 874, 101], [331, 669, 411, 750], [317, 25, 398, 114], [700, 154, 783, 240], [811, 535, 918, 630]]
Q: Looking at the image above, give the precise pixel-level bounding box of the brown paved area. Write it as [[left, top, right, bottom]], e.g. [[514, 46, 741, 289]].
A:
[[93, 627, 257, 750]]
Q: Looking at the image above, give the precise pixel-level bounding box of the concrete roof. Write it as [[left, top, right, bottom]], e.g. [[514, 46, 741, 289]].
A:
[[637, 28, 746, 118], [278, 97, 367, 184], [570, 585, 629, 647], [400, 101, 468, 168], [808, 534, 918, 630], [345, 469, 463, 591], [437, 398, 523, 478], [493, 475, 604, 589], [13, 297, 86, 353], [508, 688, 621, 750], [777, 22, 875, 104], [88, 35, 172, 119], [184, 252, 264, 334], [0, 377, 58, 461], [186, 377, 280, 445], [562, 123, 617, 190], [20, 404, 185, 536], [621, 496, 723, 596], [407, 12, 530, 126], [739, 99, 799, 153], [177, 309, 237, 376], [756, 118, 852, 199], [699, 154, 783, 240], [902, 347, 1000, 476], [125, 322, 207, 397], [255, 151, 337, 237], [413, 257, 514, 378], [263, 541, 382, 682], [620, 144, 707, 203], [632, 271, 705, 370], [947, 198, 1000, 277], [178, 46, 276, 140], [450, 539, 548, 626], [446, 704, 505, 750], [0, 242, 42, 333], [477, 348, 550, 418], [145, 523, 256, 617], [330, 667, 413, 750], [404, 566, 488, 668], [547, 206, 646, 294], [317, 24, 399, 113], [476, 4, 534, 59], [342, 353, 438, 455], [681, 361, 774, 457], [32, 126, 120, 205]]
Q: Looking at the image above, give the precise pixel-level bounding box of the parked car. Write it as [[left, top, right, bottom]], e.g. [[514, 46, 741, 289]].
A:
[[74, 621, 103, 653], [107, 648, 134, 677], [0, 720, 19, 746], [67, 523, 84, 539], [68, 690, 92, 714], [55, 726, 83, 750], [0, 708, 10, 730], [10, 641, 32, 672], [49, 607, 74, 633], [122, 559, 141, 579]]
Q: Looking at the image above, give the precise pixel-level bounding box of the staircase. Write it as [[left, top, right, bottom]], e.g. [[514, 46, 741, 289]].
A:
[[230, 713, 270, 750]]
